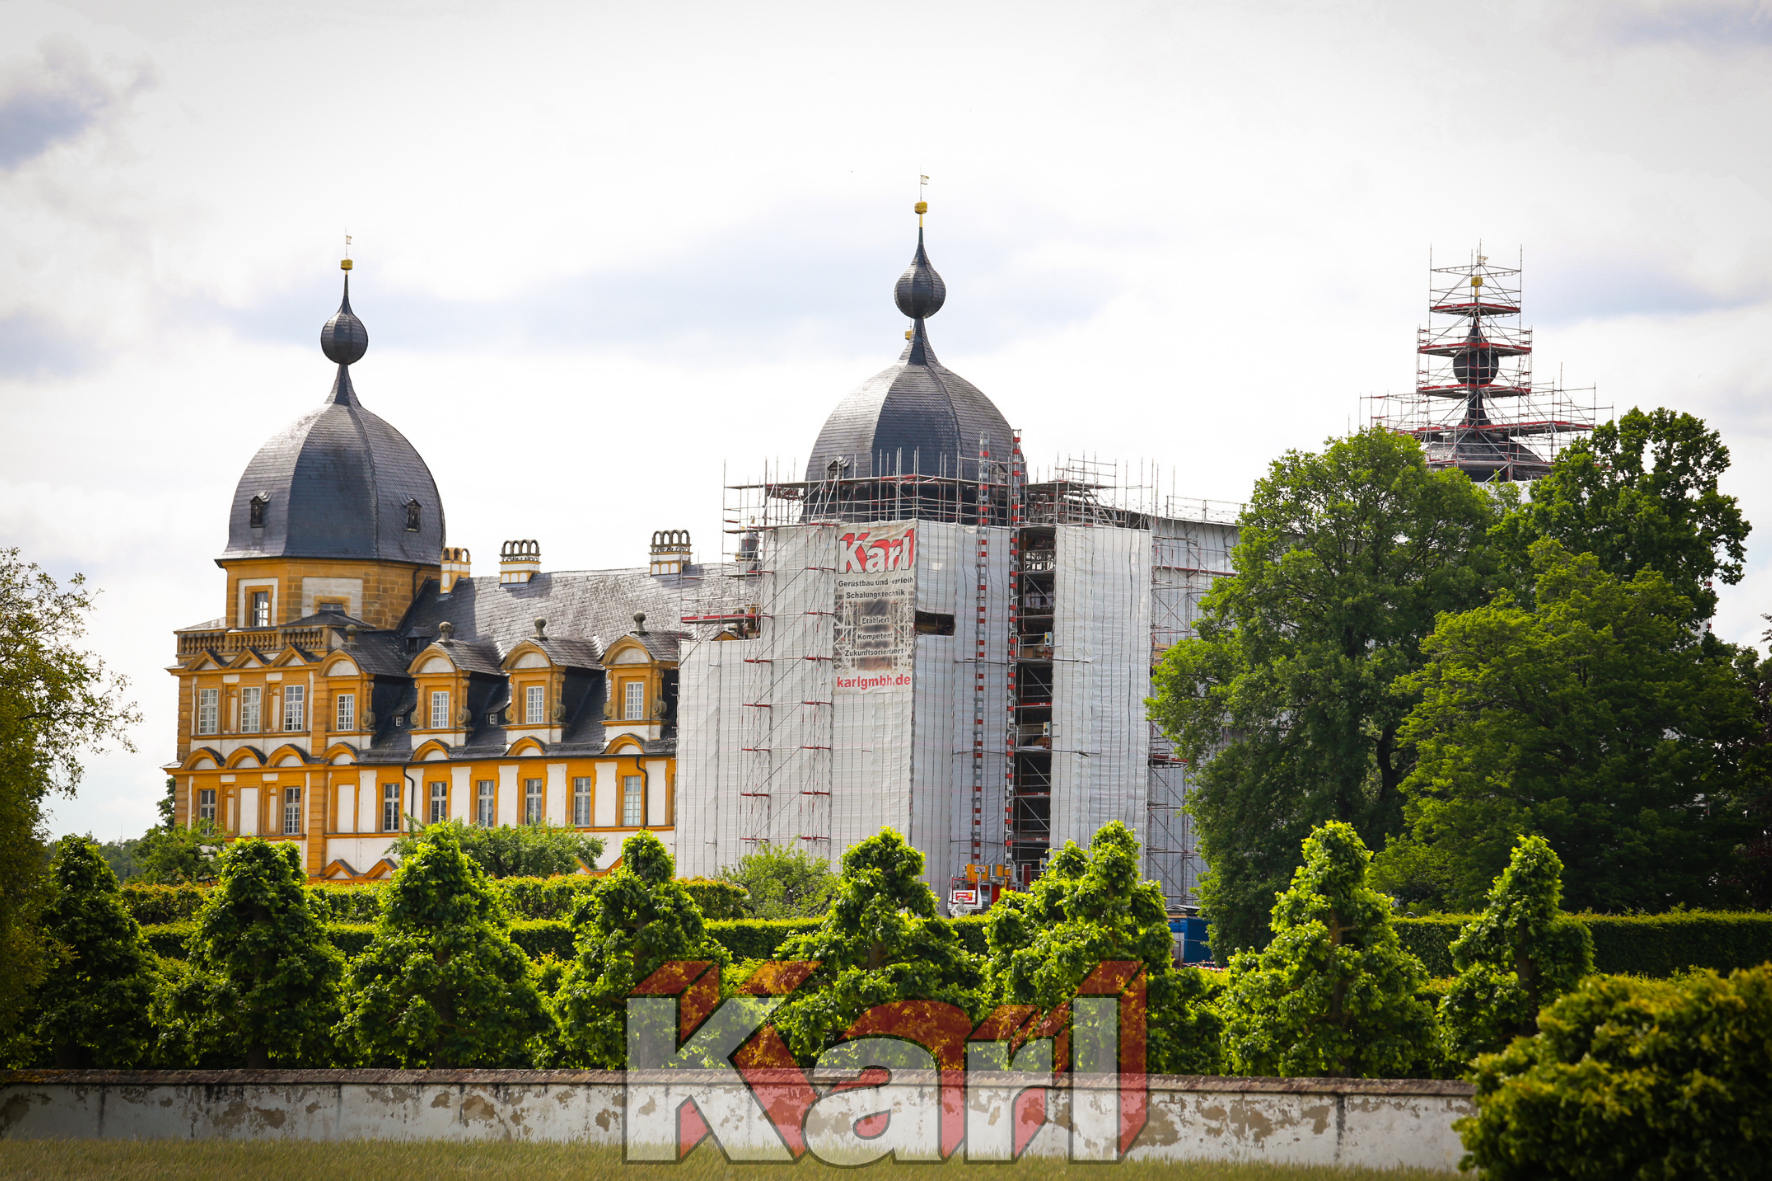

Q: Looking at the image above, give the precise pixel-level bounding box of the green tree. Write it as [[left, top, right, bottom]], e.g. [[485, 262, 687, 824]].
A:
[[0, 551, 139, 1044], [158, 839, 344, 1067], [1218, 821, 1432, 1078], [1459, 965, 1772, 1181], [718, 844, 837, 919], [25, 836, 158, 1067], [134, 819, 224, 885], [1379, 540, 1756, 912], [771, 829, 983, 1062], [1150, 429, 1498, 952], [1437, 836, 1593, 1063], [388, 817, 603, 878], [336, 831, 548, 1067], [985, 822, 1220, 1073], [549, 830, 729, 1067], [1494, 407, 1748, 617]]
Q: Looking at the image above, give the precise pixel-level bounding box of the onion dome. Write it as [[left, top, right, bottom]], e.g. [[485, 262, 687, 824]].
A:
[[320, 273, 368, 364], [1452, 317, 1500, 387], [806, 209, 1012, 483], [223, 262, 445, 564]]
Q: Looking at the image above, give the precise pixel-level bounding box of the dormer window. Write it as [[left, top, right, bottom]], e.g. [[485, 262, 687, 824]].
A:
[[249, 493, 269, 528], [405, 499, 422, 532]]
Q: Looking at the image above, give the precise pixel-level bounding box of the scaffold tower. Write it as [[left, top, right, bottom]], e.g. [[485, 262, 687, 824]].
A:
[[1368, 248, 1598, 482]]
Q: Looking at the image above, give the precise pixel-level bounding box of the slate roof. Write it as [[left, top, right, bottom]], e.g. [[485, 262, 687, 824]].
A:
[[222, 277, 445, 565], [805, 229, 1012, 484], [399, 565, 738, 660]]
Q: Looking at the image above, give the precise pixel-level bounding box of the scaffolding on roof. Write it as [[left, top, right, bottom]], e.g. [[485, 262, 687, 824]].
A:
[[1365, 247, 1604, 482]]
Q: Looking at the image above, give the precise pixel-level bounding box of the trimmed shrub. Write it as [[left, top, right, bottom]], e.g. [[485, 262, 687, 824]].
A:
[[705, 918, 821, 960], [549, 831, 729, 1068], [336, 833, 549, 1067], [1439, 836, 1592, 1062], [509, 919, 575, 961], [28, 837, 159, 1067], [1219, 821, 1433, 1078], [772, 829, 984, 1061], [1396, 911, 1772, 979], [681, 877, 749, 920], [155, 839, 343, 1068], [142, 922, 194, 958], [951, 914, 989, 956], [985, 823, 1220, 1074], [327, 923, 374, 958], [493, 876, 599, 921], [120, 882, 209, 924], [1460, 965, 1772, 1180]]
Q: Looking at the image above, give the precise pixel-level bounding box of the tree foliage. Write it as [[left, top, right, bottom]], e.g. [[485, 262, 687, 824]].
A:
[[133, 820, 225, 885], [718, 843, 837, 919], [985, 822, 1220, 1073], [336, 832, 548, 1066], [1438, 836, 1593, 1063], [548, 830, 728, 1067], [1459, 965, 1772, 1181], [1150, 429, 1498, 953], [0, 551, 139, 1042], [1218, 821, 1432, 1078], [157, 839, 344, 1067], [1494, 407, 1749, 617], [388, 817, 604, 879], [1377, 540, 1756, 912], [771, 829, 983, 1061], [24, 836, 158, 1067]]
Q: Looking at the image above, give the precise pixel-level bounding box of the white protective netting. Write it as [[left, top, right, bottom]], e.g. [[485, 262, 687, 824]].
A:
[[1050, 524, 1151, 853]]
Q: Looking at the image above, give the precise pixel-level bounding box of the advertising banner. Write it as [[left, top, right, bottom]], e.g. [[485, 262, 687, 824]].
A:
[[834, 523, 917, 694]]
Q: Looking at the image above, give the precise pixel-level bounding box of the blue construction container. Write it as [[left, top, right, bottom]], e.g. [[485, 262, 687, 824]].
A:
[[1167, 915, 1213, 965]]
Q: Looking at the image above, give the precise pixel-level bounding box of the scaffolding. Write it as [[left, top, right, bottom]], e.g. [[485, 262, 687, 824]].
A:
[[689, 454, 1241, 909], [1365, 248, 1601, 482]]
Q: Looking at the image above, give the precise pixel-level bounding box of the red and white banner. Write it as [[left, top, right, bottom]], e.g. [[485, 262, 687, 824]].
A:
[[834, 524, 916, 694]]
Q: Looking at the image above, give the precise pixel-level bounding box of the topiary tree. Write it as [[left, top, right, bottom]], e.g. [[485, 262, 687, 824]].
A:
[[335, 831, 549, 1067], [1439, 835, 1593, 1063], [158, 838, 344, 1067], [549, 830, 729, 1067], [28, 835, 157, 1067], [1218, 821, 1432, 1077], [770, 828, 983, 1062], [986, 821, 1220, 1073], [1460, 964, 1772, 1181]]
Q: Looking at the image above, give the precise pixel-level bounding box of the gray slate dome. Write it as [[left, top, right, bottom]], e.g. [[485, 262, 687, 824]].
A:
[[223, 273, 445, 564], [806, 227, 1012, 483]]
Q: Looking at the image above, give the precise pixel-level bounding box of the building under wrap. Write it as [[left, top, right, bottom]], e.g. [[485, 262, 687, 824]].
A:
[[674, 209, 1241, 909]]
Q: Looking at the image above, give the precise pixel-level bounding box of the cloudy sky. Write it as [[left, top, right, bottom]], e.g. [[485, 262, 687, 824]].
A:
[[5, 0, 1771, 839]]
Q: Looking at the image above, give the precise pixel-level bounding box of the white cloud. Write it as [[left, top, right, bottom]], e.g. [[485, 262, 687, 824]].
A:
[[3, 0, 1770, 836]]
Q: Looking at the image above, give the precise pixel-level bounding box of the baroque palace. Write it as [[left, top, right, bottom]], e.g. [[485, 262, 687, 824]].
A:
[[166, 262, 734, 879], [169, 213, 1238, 909]]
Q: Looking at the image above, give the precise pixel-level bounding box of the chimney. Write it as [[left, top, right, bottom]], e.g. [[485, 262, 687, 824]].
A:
[[649, 529, 691, 576], [500, 539, 540, 585], [441, 547, 471, 594]]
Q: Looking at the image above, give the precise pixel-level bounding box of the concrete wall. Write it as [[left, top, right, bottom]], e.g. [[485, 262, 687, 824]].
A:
[[0, 1070, 1474, 1172]]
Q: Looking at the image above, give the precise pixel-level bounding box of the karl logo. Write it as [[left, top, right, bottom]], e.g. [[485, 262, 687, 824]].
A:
[[624, 959, 1147, 1164], [838, 526, 916, 575]]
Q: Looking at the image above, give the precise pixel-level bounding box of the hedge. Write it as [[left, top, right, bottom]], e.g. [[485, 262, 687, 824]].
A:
[[121, 875, 749, 927], [705, 918, 821, 960], [1396, 912, 1772, 978]]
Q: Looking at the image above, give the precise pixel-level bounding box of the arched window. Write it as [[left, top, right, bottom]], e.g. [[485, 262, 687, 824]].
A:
[[405, 499, 422, 532]]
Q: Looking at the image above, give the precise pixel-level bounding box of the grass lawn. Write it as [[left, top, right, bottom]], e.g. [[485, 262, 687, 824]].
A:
[[0, 1141, 1450, 1180]]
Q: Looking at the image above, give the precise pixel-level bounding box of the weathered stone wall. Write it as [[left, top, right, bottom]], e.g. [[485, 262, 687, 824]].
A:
[[0, 1070, 1474, 1172]]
